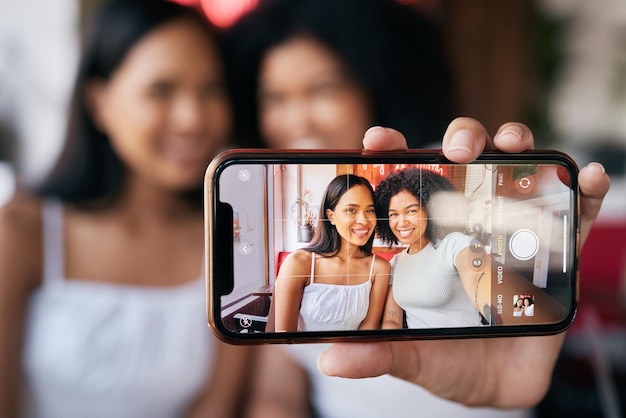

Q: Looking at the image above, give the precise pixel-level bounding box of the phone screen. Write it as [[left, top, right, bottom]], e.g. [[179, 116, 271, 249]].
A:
[[207, 151, 579, 342]]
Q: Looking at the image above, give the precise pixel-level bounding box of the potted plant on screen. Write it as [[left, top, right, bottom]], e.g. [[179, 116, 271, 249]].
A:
[[291, 189, 318, 242]]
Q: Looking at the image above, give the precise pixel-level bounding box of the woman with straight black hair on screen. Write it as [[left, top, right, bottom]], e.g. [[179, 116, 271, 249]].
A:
[[273, 174, 390, 332]]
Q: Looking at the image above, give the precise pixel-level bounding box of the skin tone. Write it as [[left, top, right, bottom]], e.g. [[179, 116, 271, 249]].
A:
[[524, 299, 534, 316], [0, 19, 248, 417], [326, 185, 377, 250], [248, 38, 379, 415], [258, 35, 373, 149], [244, 343, 312, 418], [80, 19, 231, 287], [318, 119, 611, 409], [248, 120, 609, 416], [380, 175, 568, 326], [379, 179, 563, 328], [246, 16, 611, 412], [387, 190, 430, 254], [248, 27, 611, 413], [274, 184, 390, 332], [88, 20, 231, 199], [381, 189, 491, 329]]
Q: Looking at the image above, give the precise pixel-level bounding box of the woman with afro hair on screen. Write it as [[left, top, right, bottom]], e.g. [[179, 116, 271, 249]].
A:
[[374, 168, 490, 329]]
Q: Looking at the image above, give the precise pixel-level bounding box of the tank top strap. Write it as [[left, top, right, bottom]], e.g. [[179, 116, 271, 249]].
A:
[[368, 254, 376, 282], [41, 199, 65, 285], [309, 252, 316, 284]]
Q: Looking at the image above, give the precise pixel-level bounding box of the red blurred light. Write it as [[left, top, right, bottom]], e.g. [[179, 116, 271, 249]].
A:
[[200, 0, 258, 28], [170, 0, 198, 6]]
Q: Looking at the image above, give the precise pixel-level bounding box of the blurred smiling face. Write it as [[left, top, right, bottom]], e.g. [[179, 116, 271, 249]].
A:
[[258, 35, 373, 149], [87, 18, 231, 192]]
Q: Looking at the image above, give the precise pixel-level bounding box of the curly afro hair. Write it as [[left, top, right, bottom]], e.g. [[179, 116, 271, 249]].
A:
[[374, 168, 455, 246]]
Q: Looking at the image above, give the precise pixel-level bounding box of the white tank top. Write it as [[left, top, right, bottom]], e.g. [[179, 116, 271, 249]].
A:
[[297, 252, 375, 331], [21, 200, 214, 418]]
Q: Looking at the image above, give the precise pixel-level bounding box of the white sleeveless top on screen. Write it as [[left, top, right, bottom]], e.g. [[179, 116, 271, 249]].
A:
[[21, 200, 214, 418], [297, 252, 375, 331]]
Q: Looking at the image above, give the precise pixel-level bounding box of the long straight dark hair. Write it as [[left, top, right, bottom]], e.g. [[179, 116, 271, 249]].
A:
[[38, 0, 220, 205], [305, 174, 375, 256]]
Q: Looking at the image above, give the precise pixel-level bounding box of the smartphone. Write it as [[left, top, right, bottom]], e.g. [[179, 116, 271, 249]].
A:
[[205, 149, 579, 344]]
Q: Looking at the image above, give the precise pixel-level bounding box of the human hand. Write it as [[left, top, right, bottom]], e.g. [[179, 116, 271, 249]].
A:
[[317, 118, 611, 409]]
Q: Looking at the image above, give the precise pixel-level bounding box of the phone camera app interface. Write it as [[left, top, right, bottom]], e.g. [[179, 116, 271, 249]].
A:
[[215, 160, 576, 335]]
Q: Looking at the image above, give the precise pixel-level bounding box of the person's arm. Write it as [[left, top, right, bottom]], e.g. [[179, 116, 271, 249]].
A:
[[455, 240, 568, 324], [358, 257, 390, 330], [317, 118, 611, 409], [244, 345, 312, 418], [381, 286, 404, 329], [454, 245, 492, 318], [273, 251, 310, 332], [0, 196, 43, 417], [187, 342, 253, 418]]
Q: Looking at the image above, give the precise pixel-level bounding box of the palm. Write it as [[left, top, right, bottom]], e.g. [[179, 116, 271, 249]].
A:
[[320, 334, 563, 408], [402, 335, 564, 407]]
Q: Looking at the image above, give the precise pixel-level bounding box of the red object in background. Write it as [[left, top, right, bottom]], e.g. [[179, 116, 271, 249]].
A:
[[200, 0, 258, 27], [574, 221, 626, 329], [580, 222, 626, 290], [170, 0, 258, 28], [353, 164, 451, 190]]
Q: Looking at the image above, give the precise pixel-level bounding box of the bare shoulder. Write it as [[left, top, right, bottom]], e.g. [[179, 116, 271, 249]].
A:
[[285, 249, 313, 264], [0, 192, 44, 289], [0, 192, 43, 235], [278, 250, 313, 277], [374, 254, 391, 273]]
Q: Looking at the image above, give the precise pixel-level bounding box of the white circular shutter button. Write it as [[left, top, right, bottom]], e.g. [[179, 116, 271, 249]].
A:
[[509, 229, 539, 261]]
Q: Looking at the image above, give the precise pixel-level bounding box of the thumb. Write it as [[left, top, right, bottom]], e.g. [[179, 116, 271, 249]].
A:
[[318, 342, 418, 380]]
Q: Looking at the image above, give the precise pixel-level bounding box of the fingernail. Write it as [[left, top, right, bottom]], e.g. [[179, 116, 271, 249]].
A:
[[317, 352, 328, 375], [497, 126, 524, 143], [448, 129, 474, 154], [586, 162, 606, 174], [364, 126, 386, 137]]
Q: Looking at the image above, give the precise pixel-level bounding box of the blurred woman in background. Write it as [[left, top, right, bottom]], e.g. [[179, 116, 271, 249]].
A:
[[224, 0, 454, 150], [0, 1, 249, 416], [225, 1, 610, 417]]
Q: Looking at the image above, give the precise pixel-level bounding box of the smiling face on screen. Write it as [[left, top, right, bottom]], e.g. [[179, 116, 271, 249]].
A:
[[327, 184, 376, 248], [387, 190, 430, 254]]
